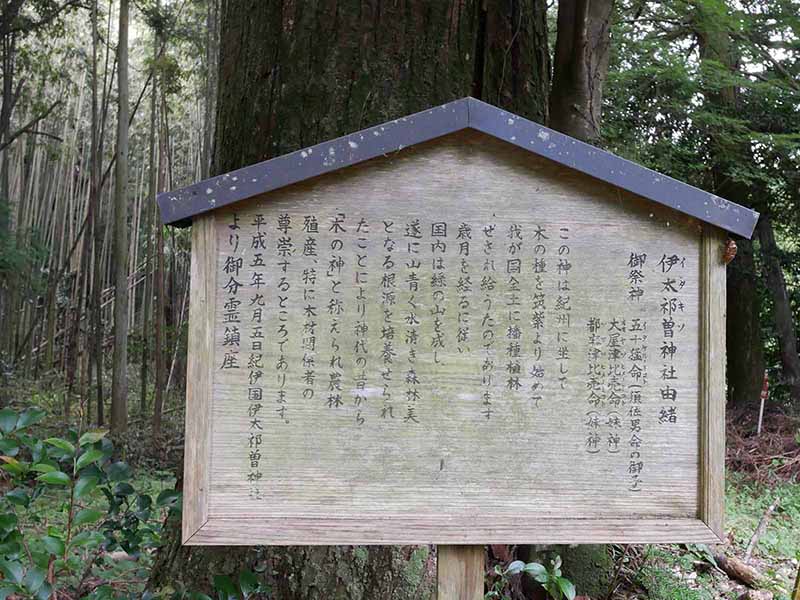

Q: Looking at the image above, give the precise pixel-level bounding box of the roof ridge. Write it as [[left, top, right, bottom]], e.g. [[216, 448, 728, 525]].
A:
[[158, 97, 758, 237]]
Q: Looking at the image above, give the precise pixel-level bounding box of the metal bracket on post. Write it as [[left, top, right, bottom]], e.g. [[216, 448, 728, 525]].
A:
[[437, 545, 484, 600]]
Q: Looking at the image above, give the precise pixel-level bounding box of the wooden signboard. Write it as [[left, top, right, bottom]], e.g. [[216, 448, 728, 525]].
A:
[[159, 99, 758, 551]]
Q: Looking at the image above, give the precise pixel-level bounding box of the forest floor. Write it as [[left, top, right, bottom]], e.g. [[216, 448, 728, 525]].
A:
[[604, 407, 800, 600], [606, 474, 799, 600]]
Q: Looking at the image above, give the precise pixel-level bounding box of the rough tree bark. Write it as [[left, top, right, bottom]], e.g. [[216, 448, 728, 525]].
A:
[[149, 0, 550, 596], [140, 3, 160, 419], [213, 0, 551, 175], [201, 0, 219, 179], [111, 0, 130, 434], [548, 0, 613, 142], [90, 0, 104, 427], [481, 0, 550, 121]]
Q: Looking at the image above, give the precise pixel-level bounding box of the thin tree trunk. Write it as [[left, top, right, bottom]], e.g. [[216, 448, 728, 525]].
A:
[[111, 0, 130, 435], [0, 33, 16, 401], [91, 0, 105, 427], [152, 205, 165, 436], [140, 32, 158, 416], [756, 214, 800, 403], [727, 236, 765, 407], [152, 3, 166, 437]]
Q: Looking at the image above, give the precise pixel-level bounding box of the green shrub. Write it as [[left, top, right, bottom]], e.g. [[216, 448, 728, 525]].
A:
[[0, 407, 180, 599]]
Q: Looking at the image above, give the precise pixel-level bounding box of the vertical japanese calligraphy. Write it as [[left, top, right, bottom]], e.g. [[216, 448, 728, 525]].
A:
[[208, 136, 703, 524], [215, 208, 699, 497]]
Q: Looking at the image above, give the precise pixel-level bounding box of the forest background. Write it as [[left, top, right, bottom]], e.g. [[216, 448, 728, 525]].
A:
[[0, 0, 798, 598]]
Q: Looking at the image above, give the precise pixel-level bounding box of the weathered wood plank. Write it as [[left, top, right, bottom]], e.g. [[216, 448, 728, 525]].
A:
[[182, 213, 216, 543], [699, 226, 726, 540], [183, 130, 720, 545], [185, 517, 719, 545], [437, 545, 484, 600]]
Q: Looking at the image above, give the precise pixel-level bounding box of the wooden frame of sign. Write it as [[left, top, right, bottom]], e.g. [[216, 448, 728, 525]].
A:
[[179, 132, 728, 547]]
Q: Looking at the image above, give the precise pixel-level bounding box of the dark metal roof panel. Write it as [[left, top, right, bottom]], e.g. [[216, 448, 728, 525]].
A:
[[466, 98, 758, 238], [158, 98, 469, 226], [158, 96, 759, 238]]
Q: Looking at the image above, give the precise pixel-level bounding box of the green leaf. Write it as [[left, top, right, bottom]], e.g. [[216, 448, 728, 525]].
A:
[[0, 456, 24, 476], [0, 439, 19, 456], [36, 471, 70, 486], [69, 531, 104, 548], [34, 581, 52, 600], [0, 541, 21, 556], [87, 584, 114, 600], [73, 508, 104, 528], [30, 440, 44, 463], [78, 430, 107, 447], [0, 559, 23, 584], [5, 489, 29, 507], [76, 448, 104, 471], [156, 489, 181, 507], [22, 567, 45, 594], [41, 535, 65, 556], [0, 585, 20, 600], [0, 409, 16, 434], [522, 562, 547, 579], [212, 574, 238, 600], [16, 408, 46, 431], [106, 461, 131, 481], [505, 560, 525, 575], [136, 494, 153, 511], [239, 570, 259, 596], [114, 482, 135, 496], [556, 577, 576, 600], [74, 475, 99, 499], [30, 462, 56, 474], [0, 514, 17, 532], [44, 438, 75, 455]]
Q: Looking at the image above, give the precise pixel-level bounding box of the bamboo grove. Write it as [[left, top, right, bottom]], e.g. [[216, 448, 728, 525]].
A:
[[0, 0, 217, 434]]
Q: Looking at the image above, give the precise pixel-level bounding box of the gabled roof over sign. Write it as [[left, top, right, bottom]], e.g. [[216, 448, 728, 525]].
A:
[[158, 97, 759, 238]]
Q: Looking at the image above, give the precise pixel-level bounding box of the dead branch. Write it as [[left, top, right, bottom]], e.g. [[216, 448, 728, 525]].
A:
[[713, 553, 764, 589], [0, 100, 62, 151], [24, 129, 64, 143], [744, 496, 781, 562]]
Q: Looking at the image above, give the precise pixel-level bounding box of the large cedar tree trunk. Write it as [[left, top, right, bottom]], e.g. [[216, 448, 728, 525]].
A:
[[149, 1, 550, 596]]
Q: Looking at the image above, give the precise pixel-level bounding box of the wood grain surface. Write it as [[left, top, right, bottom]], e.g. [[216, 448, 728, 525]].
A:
[[438, 545, 485, 600], [182, 131, 724, 545]]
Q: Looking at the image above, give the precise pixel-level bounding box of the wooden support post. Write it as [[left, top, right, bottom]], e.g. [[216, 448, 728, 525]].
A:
[[437, 545, 484, 600], [792, 563, 800, 600]]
